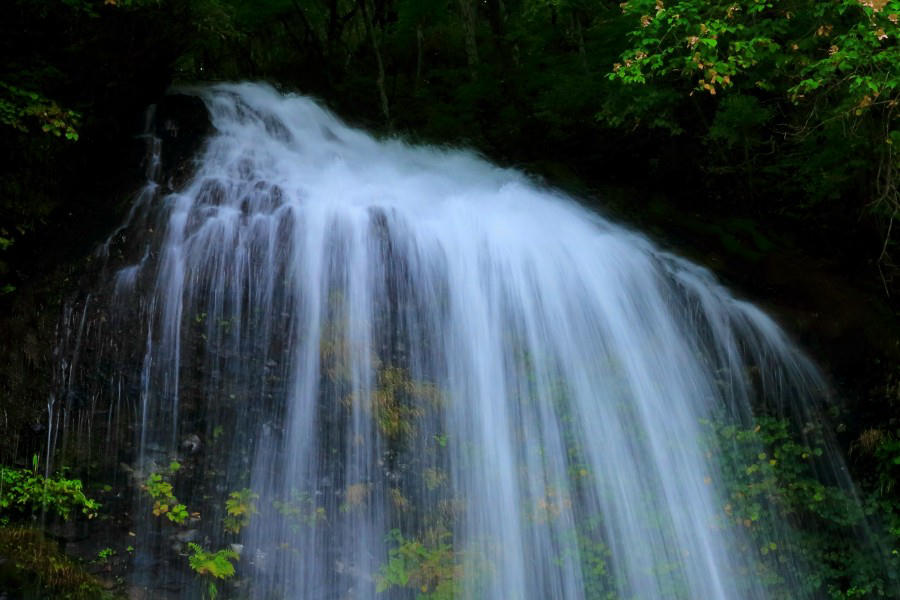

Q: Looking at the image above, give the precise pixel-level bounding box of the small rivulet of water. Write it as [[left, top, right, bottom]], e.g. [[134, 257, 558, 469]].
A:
[[53, 83, 890, 598]]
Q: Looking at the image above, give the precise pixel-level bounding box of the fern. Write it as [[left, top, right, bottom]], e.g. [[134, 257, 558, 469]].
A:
[[187, 543, 238, 579]]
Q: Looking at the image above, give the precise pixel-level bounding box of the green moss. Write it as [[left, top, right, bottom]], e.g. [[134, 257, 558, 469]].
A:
[[0, 527, 112, 599], [273, 490, 326, 531], [376, 529, 459, 599], [372, 366, 442, 441]]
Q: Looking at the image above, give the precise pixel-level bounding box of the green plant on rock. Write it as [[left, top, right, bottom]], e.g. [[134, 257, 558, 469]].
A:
[[188, 542, 239, 579], [188, 542, 239, 600], [223, 488, 258, 534], [273, 490, 326, 531], [95, 547, 115, 563], [144, 472, 187, 524], [372, 367, 441, 441], [555, 517, 618, 599], [853, 428, 900, 586], [0, 458, 99, 521], [705, 416, 898, 597], [142, 472, 252, 596], [376, 529, 459, 599], [423, 467, 447, 491]]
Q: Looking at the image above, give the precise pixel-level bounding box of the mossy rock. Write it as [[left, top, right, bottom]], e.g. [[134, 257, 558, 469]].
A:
[[0, 527, 114, 599]]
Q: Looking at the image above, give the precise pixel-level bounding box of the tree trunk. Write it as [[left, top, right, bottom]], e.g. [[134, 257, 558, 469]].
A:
[[487, 0, 506, 38], [360, 0, 391, 126], [457, 0, 479, 79], [572, 11, 589, 74], [415, 23, 424, 92]]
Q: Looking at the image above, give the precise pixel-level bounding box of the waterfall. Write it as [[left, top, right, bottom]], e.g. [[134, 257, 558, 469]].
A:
[[55, 82, 887, 599]]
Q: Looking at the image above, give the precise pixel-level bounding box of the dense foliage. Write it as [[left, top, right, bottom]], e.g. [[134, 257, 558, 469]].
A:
[[707, 416, 900, 598], [0, 458, 100, 522], [612, 0, 899, 245]]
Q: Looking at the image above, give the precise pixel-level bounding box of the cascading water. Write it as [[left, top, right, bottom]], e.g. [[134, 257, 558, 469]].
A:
[[53, 82, 890, 599]]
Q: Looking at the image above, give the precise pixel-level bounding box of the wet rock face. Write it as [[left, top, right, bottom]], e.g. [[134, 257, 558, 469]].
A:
[[155, 94, 212, 189], [0, 93, 213, 467]]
